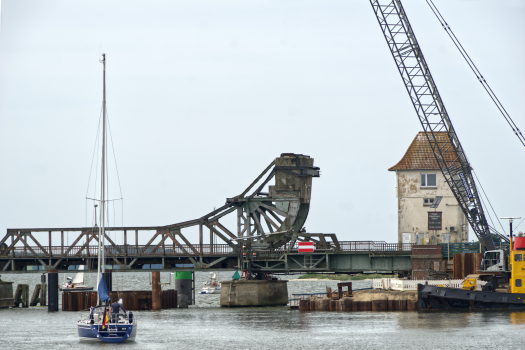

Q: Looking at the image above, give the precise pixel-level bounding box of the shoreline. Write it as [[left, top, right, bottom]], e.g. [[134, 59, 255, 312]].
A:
[[289, 278, 374, 282]]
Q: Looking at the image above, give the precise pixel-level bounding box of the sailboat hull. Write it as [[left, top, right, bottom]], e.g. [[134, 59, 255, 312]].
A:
[[60, 287, 94, 292], [78, 322, 136, 342]]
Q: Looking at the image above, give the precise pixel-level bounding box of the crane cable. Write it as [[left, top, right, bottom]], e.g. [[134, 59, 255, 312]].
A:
[[425, 0, 525, 148], [472, 170, 507, 240]]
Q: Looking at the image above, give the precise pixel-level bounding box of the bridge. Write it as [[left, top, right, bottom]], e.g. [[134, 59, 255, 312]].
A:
[[0, 224, 413, 273], [0, 153, 448, 275]]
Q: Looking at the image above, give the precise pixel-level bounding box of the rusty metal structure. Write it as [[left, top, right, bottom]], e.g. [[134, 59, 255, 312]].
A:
[[0, 153, 331, 271], [0, 153, 414, 274]]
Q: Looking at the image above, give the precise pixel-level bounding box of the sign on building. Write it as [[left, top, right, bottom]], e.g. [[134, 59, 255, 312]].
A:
[[428, 212, 442, 230]]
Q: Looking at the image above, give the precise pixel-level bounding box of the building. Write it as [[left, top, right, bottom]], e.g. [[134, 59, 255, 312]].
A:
[[389, 132, 469, 245]]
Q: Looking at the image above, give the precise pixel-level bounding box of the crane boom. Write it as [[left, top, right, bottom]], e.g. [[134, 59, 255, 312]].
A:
[[370, 0, 497, 250]]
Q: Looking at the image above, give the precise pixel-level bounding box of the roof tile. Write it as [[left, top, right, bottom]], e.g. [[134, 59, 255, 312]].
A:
[[388, 132, 458, 171]]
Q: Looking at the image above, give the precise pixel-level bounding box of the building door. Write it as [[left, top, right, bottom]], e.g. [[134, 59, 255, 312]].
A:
[[402, 233, 412, 244]]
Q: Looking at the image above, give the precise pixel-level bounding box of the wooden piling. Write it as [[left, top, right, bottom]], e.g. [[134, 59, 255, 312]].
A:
[[453, 254, 462, 279], [299, 299, 309, 310], [30, 284, 47, 306], [13, 284, 29, 307], [406, 299, 418, 310], [372, 299, 388, 311], [152, 271, 161, 311], [342, 298, 353, 311], [317, 299, 330, 311], [354, 301, 372, 311], [61, 290, 177, 311], [387, 299, 406, 311]]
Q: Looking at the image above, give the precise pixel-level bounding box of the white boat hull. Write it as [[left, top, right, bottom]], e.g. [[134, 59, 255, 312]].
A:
[[201, 287, 221, 294]]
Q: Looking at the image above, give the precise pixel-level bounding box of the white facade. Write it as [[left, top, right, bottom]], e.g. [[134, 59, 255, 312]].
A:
[[394, 169, 469, 244]]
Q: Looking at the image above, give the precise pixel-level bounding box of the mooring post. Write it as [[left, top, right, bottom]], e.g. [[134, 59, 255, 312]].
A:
[[174, 271, 192, 308], [152, 271, 161, 310], [14, 284, 29, 307], [47, 269, 59, 312], [104, 270, 112, 292]]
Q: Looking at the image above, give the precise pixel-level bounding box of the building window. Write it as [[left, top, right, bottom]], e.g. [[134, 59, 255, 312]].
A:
[[423, 198, 434, 206], [421, 173, 437, 187]]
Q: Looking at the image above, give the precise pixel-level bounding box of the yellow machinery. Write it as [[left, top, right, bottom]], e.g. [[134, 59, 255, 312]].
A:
[[462, 278, 476, 291], [510, 236, 525, 293]]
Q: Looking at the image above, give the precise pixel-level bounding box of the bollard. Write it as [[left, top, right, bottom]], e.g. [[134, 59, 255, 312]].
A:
[[48, 270, 59, 312], [152, 271, 161, 311]]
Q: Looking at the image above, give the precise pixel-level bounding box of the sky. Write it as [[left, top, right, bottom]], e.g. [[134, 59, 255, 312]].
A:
[[0, 0, 524, 247]]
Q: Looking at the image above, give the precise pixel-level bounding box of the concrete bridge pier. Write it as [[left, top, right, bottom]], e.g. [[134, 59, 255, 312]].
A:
[[220, 279, 288, 307]]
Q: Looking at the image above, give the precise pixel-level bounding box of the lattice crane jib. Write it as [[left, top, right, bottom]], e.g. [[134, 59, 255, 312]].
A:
[[370, 0, 496, 250]]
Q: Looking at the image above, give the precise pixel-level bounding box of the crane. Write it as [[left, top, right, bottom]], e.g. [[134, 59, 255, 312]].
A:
[[369, 0, 509, 275]]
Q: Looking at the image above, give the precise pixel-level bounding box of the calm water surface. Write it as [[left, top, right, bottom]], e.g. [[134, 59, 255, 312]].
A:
[[1, 272, 524, 349]]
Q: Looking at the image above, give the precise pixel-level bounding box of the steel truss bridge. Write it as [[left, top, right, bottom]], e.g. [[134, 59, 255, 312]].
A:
[[1, 154, 412, 274], [0, 228, 413, 273]]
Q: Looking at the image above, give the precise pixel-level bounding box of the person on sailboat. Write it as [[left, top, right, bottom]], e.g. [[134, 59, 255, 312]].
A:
[[110, 298, 126, 322]]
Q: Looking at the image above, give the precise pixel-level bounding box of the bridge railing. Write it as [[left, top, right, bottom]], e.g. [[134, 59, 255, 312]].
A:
[[7, 241, 516, 260], [1, 244, 236, 258], [1, 241, 414, 259], [338, 241, 412, 252]]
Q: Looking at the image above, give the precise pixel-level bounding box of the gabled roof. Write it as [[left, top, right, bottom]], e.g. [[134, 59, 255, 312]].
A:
[[388, 132, 458, 171]]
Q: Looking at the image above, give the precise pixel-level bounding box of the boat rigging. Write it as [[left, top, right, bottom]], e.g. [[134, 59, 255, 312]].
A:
[[77, 54, 137, 342]]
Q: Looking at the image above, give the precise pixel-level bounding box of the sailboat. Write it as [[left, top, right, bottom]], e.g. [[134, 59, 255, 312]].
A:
[[201, 272, 221, 294], [60, 265, 93, 291], [77, 53, 137, 343]]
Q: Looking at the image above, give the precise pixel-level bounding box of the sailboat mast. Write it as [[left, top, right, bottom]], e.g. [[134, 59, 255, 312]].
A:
[[97, 53, 107, 290]]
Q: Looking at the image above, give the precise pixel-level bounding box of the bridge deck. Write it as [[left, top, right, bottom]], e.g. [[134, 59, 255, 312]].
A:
[[1, 241, 413, 273]]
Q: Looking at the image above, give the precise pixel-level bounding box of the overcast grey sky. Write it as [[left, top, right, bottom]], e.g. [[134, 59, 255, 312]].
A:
[[1, 0, 524, 245]]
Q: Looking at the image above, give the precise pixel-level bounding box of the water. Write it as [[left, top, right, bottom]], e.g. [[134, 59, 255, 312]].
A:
[[1, 272, 525, 349]]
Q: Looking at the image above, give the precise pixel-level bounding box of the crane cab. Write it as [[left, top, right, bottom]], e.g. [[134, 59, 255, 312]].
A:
[[481, 250, 506, 272]]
